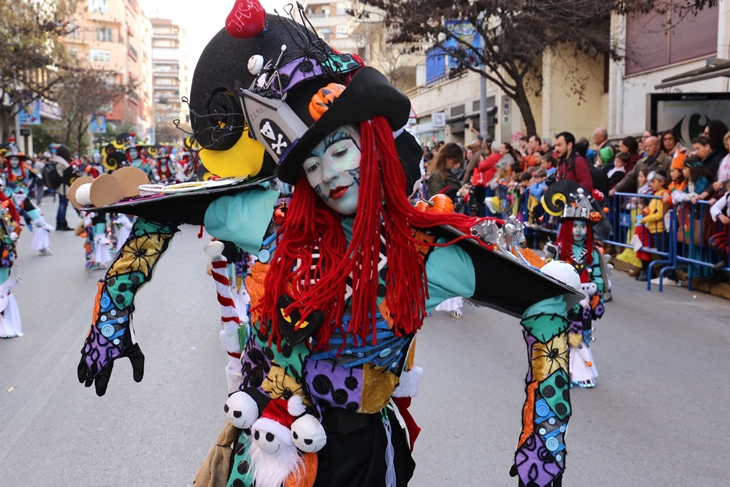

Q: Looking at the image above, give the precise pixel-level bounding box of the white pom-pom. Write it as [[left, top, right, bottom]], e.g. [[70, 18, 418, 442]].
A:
[[288, 394, 306, 417], [541, 260, 582, 292], [204, 240, 225, 258], [248, 55, 264, 75]]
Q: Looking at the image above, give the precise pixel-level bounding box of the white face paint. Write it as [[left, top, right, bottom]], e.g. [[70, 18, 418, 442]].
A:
[[302, 124, 361, 216], [129, 149, 138, 160], [9, 157, 20, 169], [573, 221, 588, 244]]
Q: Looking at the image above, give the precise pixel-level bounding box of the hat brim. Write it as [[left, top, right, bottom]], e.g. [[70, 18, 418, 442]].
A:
[[276, 67, 410, 185], [436, 225, 583, 316]]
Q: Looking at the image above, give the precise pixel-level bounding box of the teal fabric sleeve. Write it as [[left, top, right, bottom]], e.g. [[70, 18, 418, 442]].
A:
[[204, 189, 280, 254], [425, 240, 476, 312], [523, 295, 567, 319], [27, 209, 42, 221], [93, 222, 106, 235]]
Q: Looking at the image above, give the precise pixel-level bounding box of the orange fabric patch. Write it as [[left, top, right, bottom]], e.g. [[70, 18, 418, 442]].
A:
[[245, 261, 270, 324], [411, 229, 435, 260], [518, 381, 539, 447], [284, 452, 318, 487]]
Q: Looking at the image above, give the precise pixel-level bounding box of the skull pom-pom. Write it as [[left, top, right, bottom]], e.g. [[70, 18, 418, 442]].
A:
[[287, 394, 327, 453], [224, 388, 270, 430], [291, 415, 327, 453]]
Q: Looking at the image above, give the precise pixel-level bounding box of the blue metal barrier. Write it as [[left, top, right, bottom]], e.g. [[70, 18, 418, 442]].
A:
[[673, 200, 729, 290], [602, 193, 728, 292]]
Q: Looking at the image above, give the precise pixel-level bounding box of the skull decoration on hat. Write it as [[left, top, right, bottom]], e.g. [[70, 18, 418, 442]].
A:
[[541, 180, 609, 389], [74, 7, 581, 487]]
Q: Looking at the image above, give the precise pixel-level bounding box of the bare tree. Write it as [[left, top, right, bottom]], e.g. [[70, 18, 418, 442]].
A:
[[53, 66, 136, 153], [356, 0, 718, 136], [0, 0, 79, 139]]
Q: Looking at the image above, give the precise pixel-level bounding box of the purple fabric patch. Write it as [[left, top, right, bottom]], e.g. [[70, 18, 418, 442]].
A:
[[304, 359, 363, 413], [240, 339, 271, 393], [82, 324, 121, 377], [568, 319, 583, 335], [514, 433, 562, 487], [272, 58, 328, 94]]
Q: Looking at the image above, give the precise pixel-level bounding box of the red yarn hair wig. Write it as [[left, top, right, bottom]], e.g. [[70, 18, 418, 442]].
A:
[[556, 220, 594, 266], [260, 116, 482, 351]]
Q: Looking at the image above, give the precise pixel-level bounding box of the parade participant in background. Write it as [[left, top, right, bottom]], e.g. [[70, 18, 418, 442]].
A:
[[2, 150, 55, 254], [127, 142, 155, 178], [114, 214, 134, 250], [542, 181, 607, 388], [74, 10, 579, 487], [77, 210, 112, 270], [0, 189, 23, 338]]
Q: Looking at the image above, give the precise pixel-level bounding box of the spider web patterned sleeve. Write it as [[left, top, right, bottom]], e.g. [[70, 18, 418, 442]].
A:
[[77, 219, 179, 396], [512, 296, 571, 487]]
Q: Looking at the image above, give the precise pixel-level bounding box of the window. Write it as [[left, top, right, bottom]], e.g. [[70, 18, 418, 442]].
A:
[[321, 6, 330, 17], [96, 27, 113, 42], [336, 2, 348, 14], [68, 22, 78, 39], [336, 25, 348, 37], [90, 49, 111, 63], [625, 4, 718, 75], [69, 47, 79, 58], [153, 39, 179, 48], [89, 0, 108, 14]]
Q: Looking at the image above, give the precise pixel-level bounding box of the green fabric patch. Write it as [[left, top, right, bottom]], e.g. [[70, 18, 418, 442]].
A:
[[238, 323, 249, 353], [521, 313, 569, 343], [254, 324, 309, 385], [226, 430, 255, 487], [106, 272, 145, 310], [539, 370, 571, 421], [132, 219, 177, 237]]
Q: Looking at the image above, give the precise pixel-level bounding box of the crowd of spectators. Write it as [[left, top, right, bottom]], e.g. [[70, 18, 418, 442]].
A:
[[419, 119, 730, 281]]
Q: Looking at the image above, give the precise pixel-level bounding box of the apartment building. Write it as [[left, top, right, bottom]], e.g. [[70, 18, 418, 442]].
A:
[[608, 2, 730, 140], [303, 1, 359, 54], [64, 0, 153, 139], [150, 18, 191, 143]]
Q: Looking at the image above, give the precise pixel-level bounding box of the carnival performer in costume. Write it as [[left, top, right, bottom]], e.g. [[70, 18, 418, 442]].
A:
[[542, 181, 607, 388], [77, 210, 111, 270], [127, 143, 155, 178], [75, 8, 580, 487], [114, 214, 134, 250], [0, 190, 23, 338], [2, 151, 55, 255]]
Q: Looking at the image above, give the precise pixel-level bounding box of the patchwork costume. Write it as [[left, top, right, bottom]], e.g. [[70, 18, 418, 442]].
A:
[[2, 151, 55, 255], [542, 181, 608, 388], [75, 7, 581, 487]]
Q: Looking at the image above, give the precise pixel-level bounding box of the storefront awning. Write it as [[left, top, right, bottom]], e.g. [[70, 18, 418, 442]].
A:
[[654, 57, 730, 89]]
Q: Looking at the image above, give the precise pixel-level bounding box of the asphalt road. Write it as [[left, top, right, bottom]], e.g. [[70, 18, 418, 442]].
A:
[[1, 198, 729, 486]]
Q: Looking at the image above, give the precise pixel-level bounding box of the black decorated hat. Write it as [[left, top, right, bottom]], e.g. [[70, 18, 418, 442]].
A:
[[275, 67, 412, 185], [190, 15, 350, 152]]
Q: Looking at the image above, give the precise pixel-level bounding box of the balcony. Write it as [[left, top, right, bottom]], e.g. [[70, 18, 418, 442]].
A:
[[128, 44, 137, 61]]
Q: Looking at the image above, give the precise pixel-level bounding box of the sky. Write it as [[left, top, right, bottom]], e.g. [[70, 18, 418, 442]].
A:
[[138, 0, 291, 71]]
